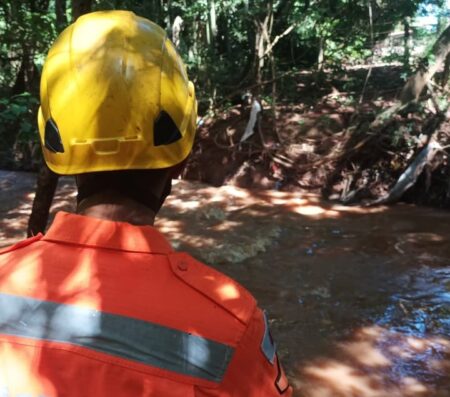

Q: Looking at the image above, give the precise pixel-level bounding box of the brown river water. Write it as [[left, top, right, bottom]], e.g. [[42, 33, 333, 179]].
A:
[[1, 170, 449, 396]]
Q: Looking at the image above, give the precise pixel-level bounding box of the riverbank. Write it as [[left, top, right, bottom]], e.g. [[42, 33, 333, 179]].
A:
[[184, 65, 450, 209]]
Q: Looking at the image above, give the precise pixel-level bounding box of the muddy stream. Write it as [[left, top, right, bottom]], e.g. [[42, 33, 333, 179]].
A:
[[1, 170, 449, 396]]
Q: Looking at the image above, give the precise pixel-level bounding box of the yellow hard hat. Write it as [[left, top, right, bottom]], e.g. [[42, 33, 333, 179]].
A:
[[38, 10, 197, 175]]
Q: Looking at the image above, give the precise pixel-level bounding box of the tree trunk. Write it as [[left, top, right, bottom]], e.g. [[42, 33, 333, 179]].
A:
[[441, 53, 450, 88], [253, 2, 273, 94], [71, 0, 92, 21], [150, 0, 163, 26], [400, 23, 450, 104], [11, 49, 37, 95], [29, 0, 50, 12], [403, 17, 411, 70], [172, 16, 184, 48], [208, 0, 217, 48], [256, 30, 267, 91], [55, 0, 68, 32], [165, 0, 172, 29], [317, 36, 325, 71]]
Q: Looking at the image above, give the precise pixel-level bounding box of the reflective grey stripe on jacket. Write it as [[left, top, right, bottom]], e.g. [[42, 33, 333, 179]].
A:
[[261, 311, 276, 364], [0, 293, 234, 382]]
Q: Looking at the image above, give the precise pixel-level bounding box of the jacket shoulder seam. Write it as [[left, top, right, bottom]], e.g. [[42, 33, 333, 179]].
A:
[[167, 252, 257, 326]]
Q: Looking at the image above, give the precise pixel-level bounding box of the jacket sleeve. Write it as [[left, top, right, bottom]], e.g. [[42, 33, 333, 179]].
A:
[[196, 307, 293, 397]]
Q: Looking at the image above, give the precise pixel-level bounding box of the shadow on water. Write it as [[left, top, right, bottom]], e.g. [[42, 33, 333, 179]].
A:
[[0, 170, 450, 396]]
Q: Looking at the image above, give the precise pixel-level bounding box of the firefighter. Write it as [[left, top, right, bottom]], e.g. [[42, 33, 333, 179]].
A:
[[0, 11, 292, 397]]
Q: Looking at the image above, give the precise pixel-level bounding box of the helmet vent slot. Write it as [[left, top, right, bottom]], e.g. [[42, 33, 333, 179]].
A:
[[153, 111, 182, 146], [44, 118, 65, 153]]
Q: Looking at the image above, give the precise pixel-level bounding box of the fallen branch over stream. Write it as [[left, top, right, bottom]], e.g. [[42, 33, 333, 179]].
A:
[[367, 140, 443, 206]]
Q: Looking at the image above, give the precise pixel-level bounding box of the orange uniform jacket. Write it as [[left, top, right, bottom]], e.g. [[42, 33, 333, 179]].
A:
[[0, 212, 292, 397]]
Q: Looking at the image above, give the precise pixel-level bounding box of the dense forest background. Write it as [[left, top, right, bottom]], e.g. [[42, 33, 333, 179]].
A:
[[1, 0, 450, 211]]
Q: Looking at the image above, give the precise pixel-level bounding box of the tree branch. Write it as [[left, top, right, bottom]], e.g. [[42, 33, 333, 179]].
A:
[[263, 22, 297, 57]]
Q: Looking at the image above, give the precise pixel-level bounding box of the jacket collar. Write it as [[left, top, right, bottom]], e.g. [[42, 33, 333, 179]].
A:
[[43, 212, 173, 254]]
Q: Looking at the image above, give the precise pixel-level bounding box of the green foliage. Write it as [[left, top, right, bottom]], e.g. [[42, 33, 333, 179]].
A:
[[436, 93, 450, 111], [0, 0, 447, 170], [0, 92, 40, 169], [0, 93, 38, 140], [0, 2, 57, 88]]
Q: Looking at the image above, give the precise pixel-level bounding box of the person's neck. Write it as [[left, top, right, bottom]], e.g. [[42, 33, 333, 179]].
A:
[[77, 193, 156, 226]]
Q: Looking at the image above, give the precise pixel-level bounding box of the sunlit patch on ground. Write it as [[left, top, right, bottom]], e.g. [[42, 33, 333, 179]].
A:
[[0, 172, 76, 247], [0, 171, 37, 246]]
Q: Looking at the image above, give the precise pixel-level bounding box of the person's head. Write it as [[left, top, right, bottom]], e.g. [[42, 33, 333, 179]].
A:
[[38, 11, 197, 217]]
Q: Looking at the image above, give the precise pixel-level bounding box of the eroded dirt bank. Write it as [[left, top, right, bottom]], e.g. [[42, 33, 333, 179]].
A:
[[1, 170, 450, 396], [184, 66, 450, 208]]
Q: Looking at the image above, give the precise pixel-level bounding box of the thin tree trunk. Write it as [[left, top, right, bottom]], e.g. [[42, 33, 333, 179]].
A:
[[71, 0, 92, 21], [359, 0, 374, 103], [55, 0, 68, 32], [11, 49, 36, 95], [263, 3, 280, 142], [172, 16, 183, 48], [400, 23, 450, 104], [30, 0, 51, 12], [206, 15, 211, 46], [151, 0, 163, 25], [317, 36, 325, 71], [208, 0, 217, 47], [441, 53, 450, 88], [254, 26, 265, 94], [403, 17, 411, 70], [165, 0, 172, 29]]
